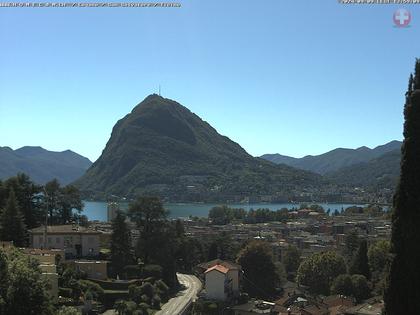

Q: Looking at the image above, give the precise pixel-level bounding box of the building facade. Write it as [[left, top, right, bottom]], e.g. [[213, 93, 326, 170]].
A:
[[29, 225, 101, 258]]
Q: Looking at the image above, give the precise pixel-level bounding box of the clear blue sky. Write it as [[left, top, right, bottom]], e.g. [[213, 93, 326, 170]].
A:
[[0, 0, 419, 162]]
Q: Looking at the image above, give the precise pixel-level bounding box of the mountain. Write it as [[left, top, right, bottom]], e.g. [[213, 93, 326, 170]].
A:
[[325, 148, 401, 190], [75, 94, 324, 201], [0, 146, 92, 185], [261, 140, 402, 175]]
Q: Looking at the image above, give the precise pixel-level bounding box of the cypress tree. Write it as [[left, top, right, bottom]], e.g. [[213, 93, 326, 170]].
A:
[[384, 59, 420, 314], [110, 210, 133, 277], [349, 240, 370, 280], [0, 189, 27, 247]]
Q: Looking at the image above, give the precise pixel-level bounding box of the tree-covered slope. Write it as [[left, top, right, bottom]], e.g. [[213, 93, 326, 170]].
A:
[[325, 148, 401, 190], [75, 94, 324, 201], [0, 146, 92, 185]]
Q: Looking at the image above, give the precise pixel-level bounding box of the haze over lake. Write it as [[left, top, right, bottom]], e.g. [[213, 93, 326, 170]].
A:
[[82, 201, 367, 222]]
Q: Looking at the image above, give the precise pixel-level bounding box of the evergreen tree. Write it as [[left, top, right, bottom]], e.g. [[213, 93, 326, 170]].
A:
[[4, 174, 43, 229], [344, 229, 360, 260], [384, 59, 420, 314], [349, 240, 370, 280], [0, 189, 27, 247], [237, 240, 280, 298], [282, 245, 301, 274], [110, 211, 133, 277], [44, 179, 61, 224], [207, 242, 218, 260], [128, 196, 168, 264]]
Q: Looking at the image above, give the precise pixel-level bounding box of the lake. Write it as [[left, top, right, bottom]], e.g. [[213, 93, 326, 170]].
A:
[[82, 201, 365, 222]]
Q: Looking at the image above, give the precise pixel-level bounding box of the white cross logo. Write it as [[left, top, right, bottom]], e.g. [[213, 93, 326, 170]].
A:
[[394, 9, 411, 27], [396, 11, 409, 25]]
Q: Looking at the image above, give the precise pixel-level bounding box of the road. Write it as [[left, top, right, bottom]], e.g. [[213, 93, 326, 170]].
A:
[[156, 273, 202, 315]]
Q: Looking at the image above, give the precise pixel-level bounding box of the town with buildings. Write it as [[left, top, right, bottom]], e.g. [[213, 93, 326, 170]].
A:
[[0, 198, 391, 315], [2, 2, 419, 314]]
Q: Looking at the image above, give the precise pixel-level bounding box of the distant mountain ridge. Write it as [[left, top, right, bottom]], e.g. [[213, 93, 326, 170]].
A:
[[0, 146, 92, 185], [324, 148, 401, 189], [75, 94, 324, 201], [261, 140, 402, 175]]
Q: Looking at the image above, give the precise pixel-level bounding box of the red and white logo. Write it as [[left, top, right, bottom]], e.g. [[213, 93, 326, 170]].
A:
[[393, 9, 411, 28]]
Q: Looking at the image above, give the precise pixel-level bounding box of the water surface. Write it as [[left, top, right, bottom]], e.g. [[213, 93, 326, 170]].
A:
[[82, 201, 364, 222]]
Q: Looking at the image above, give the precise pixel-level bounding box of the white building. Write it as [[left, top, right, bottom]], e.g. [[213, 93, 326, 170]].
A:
[[29, 225, 101, 258], [203, 260, 241, 301]]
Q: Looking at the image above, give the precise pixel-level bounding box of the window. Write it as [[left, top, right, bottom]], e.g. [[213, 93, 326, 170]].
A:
[[39, 236, 43, 244], [56, 237, 60, 244], [48, 237, 52, 244], [64, 236, 73, 248]]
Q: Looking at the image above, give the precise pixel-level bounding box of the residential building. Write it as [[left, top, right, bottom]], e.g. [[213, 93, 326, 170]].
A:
[[29, 225, 101, 258], [199, 259, 241, 301]]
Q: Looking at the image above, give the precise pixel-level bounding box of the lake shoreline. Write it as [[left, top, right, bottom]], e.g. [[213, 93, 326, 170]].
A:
[[80, 201, 387, 222]]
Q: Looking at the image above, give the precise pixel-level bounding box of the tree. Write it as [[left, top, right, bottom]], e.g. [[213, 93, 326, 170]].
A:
[[237, 240, 280, 298], [349, 240, 370, 280], [0, 189, 27, 247], [330, 274, 370, 302], [282, 245, 301, 274], [110, 211, 133, 277], [114, 300, 129, 315], [44, 179, 61, 224], [208, 205, 231, 225], [207, 242, 218, 260], [344, 229, 360, 260], [297, 251, 347, 295], [128, 196, 168, 264], [0, 248, 53, 315], [385, 59, 420, 315], [331, 274, 354, 297], [44, 180, 84, 225], [3, 174, 43, 229], [368, 240, 391, 293], [57, 185, 83, 224], [57, 306, 81, 315], [351, 274, 370, 302]]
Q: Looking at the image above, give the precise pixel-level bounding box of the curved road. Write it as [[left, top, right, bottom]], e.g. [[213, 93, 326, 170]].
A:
[[157, 273, 202, 315]]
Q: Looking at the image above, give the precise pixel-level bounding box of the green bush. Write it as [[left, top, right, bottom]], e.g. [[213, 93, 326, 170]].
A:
[[123, 265, 142, 279], [142, 264, 162, 279], [57, 306, 81, 315], [59, 287, 73, 298], [78, 279, 105, 301]]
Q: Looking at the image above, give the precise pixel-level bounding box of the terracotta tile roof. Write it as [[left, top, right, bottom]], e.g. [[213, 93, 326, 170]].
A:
[[205, 264, 229, 274], [198, 259, 241, 270]]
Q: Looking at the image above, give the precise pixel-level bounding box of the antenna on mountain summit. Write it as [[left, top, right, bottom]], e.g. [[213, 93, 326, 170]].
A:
[[158, 85, 161, 96]]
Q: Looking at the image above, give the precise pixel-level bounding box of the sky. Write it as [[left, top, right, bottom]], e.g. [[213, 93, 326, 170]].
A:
[[0, 0, 419, 162]]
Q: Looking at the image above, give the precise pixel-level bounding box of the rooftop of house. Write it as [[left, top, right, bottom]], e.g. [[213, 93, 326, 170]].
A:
[[29, 225, 102, 235], [205, 264, 230, 274], [198, 258, 241, 271]]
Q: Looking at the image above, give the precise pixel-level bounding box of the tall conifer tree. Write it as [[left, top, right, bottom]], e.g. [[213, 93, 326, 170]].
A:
[[110, 210, 132, 277], [0, 189, 27, 247], [349, 240, 370, 280], [384, 59, 420, 314]]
